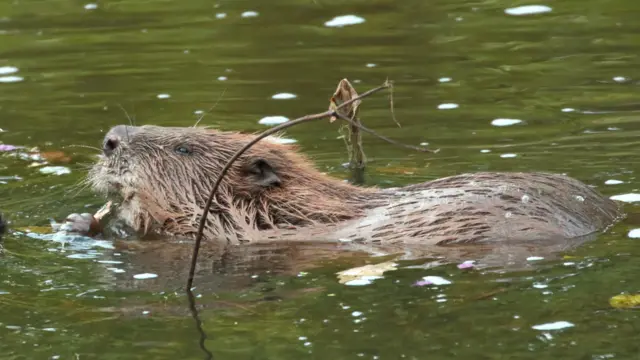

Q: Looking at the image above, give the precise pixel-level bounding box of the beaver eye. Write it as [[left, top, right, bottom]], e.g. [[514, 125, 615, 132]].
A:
[[174, 145, 192, 155]]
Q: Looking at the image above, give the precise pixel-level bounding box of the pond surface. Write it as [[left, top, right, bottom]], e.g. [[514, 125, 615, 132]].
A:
[[2, 0, 640, 358]]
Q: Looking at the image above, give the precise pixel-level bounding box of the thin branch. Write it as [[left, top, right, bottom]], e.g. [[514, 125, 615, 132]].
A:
[[186, 81, 436, 290]]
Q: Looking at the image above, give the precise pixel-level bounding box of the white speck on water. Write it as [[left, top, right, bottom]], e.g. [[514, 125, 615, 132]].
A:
[[438, 103, 459, 110], [107, 268, 125, 273], [217, 76, 227, 81], [52, 356, 61, 360], [533, 283, 548, 289], [272, 93, 297, 100], [505, 5, 552, 16], [610, 193, 640, 203], [613, 76, 627, 82], [194, 110, 204, 115], [303, 342, 312, 347], [605, 179, 623, 185], [241, 11, 259, 18], [0, 66, 18, 75], [216, 13, 227, 19], [157, 93, 170, 99], [351, 311, 363, 317], [491, 118, 522, 127], [0, 76, 23, 83], [627, 229, 640, 238], [438, 77, 452, 83], [39, 166, 71, 175], [6, 325, 21, 330], [562, 108, 575, 113], [563, 262, 575, 266], [480, 149, 491, 153], [420, 142, 429, 146], [133, 273, 158, 280], [42, 327, 56, 332], [527, 256, 544, 261], [259, 116, 289, 125], [500, 153, 517, 158], [521, 195, 530, 203], [436, 298, 447, 303], [532, 321, 575, 331], [84, 3, 97, 10], [366, 63, 377, 68], [324, 15, 365, 27], [298, 336, 307, 341], [142, 311, 150, 315], [422, 276, 452, 285]]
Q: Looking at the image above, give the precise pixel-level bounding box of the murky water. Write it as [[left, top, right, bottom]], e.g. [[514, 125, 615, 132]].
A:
[[2, 0, 640, 358]]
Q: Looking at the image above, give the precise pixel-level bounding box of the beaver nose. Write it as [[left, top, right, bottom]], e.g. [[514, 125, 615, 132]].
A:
[[103, 125, 138, 156]]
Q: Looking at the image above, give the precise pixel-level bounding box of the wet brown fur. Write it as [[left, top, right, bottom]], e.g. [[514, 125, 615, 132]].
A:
[[88, 125, 623, 248]]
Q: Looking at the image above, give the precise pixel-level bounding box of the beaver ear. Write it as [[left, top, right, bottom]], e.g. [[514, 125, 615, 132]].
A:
[[249, 158, 281, 188]]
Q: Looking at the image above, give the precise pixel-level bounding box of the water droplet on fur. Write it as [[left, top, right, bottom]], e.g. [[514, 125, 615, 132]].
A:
[[575, 195, 585, 202], [324, 15, 365, 27], [505, 5, 552, 16], [505, 212, 513, 218], [438, 103, 458, 110], [527, 256, 544, 261], [133, 273, 158, 280], [521, 195, 530, 203]]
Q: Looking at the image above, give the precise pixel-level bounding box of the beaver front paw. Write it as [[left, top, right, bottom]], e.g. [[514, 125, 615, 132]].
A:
[[57, 213, 101, 236]]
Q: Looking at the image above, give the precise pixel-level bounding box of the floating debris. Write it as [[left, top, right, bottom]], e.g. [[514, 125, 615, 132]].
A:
[[272, 93, 297, 100], [531, 321, 575, 331], [0, 66, 18, 75], [241, 11, 259, 18], [609, 294, 640, 309], [414, 276, 452, 286], [505, 5, 552, 16], [610, 193, 640, 203], [0, 76, 24, 83], [337, 261, 397, 285], [457, 260, 475, 269], [259, 116, 289, 125], [39, 166, 71, 175], [324, 15, 365, 27], [438, 103, 459, 110], [0, 144, 21, 151], [491, 118, 522, 127], [604, 179, 623, 185]]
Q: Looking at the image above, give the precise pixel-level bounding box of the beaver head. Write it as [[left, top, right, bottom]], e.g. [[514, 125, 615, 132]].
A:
[[88, 125, 379, 242]]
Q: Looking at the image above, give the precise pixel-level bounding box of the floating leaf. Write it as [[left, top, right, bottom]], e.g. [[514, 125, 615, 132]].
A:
[[41, 151, 71, 164], [609, 294, 640, 309], [336, 261, 397, 284]]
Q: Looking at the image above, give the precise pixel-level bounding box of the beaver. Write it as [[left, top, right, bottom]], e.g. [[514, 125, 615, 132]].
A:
[[64, 124, 622, 253]]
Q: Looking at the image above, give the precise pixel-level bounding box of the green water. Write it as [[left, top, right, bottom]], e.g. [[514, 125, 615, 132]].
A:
[[2, 0, 640, 358]]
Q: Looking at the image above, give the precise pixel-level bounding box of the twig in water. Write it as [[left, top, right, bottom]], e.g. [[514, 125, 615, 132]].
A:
[[186, 80, 437, 290]]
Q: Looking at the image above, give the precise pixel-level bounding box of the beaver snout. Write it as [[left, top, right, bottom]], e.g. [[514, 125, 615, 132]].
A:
[[103, 125, 139, 156]]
